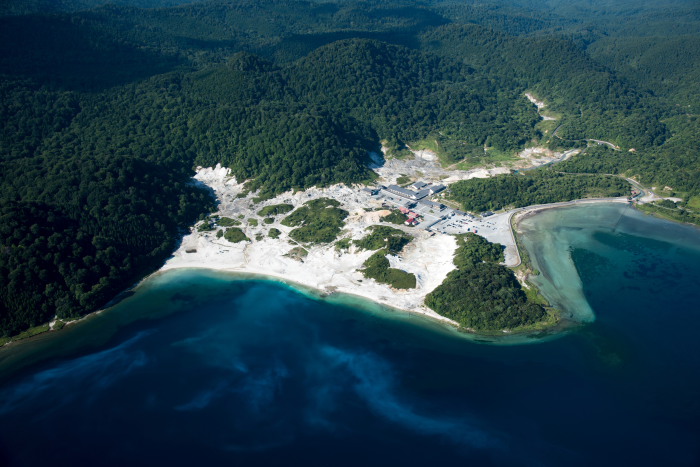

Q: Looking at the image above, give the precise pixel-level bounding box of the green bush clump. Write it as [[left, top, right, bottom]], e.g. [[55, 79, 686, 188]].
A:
[[223, 227, 249, 243], [335, 237, 352, 251], [354, 225, 411, 254], [396, 175, 411, 185], [258, 204, 294, 217], [197, 221, 215, 232], [361, 250, 416, 289], [218, 217, 241, 227], [381, 210, 408, 225], [281, 198, 347, 243]]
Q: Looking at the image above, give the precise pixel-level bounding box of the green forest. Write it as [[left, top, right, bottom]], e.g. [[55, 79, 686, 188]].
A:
[[426, 233, 551, 331], [449, 170, 631, 212], [1, 0, 698, 336]]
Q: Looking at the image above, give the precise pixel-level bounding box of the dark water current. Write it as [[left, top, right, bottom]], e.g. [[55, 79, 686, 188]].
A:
[[0, 204, 699, 466]]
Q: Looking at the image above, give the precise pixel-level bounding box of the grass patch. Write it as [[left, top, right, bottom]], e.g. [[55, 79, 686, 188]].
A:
[[15, 323, 51, 340], [637, 202, 700, 226], [286, 246, 308, 262], [381, 139, 413, 159], [252, 192, 276, 204], [268, 228, 281, 239], [411, 137, 441, 154], [687, 196, 700, 210], [396, 175, 411, 186], [511, 215, 537, 275], [258, 203, 294, 217], [263, 217, 275, 224], [523, 283, 550, 306], [248, 218, 259, 227], [391, 148, 414, 159]]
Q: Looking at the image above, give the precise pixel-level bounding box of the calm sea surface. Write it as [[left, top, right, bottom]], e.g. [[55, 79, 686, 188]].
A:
[[1, 204, 699, 466]]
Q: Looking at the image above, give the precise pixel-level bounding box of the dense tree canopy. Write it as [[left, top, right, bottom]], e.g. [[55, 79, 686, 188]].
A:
[[426, 233, 549, 331], [449, 170, 631, 212], [1, 0, 698, 335]]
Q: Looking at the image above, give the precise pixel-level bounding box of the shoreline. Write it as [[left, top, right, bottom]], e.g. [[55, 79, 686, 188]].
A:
[[148, 266, 461, 328], [0, 159, 640, 351], [0, 195, 634, 350]]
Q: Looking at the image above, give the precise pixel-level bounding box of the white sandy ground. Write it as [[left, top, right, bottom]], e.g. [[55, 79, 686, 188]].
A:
[[163, 165, 461, 326], [161, 165, 641, 328]]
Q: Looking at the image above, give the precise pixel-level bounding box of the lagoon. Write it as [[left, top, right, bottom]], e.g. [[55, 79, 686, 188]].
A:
[[0, 204, 699, 466]]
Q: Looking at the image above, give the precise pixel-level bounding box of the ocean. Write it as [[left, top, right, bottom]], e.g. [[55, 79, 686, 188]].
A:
[[0, 203, 698, 466]]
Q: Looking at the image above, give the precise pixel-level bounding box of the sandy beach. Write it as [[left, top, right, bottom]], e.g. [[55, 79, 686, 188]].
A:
[[163, 165, 461, 326], [159, 165, 635, 327]]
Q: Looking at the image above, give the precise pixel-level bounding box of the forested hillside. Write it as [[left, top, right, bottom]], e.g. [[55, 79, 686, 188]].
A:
[[1, 0, 698, 336], [421, 24, 668, 147]]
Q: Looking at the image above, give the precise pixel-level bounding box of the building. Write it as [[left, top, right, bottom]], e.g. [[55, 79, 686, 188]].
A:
[[414, 189, 431, 199], [418, 199, 445, 211], [409, 181, 428, 191], [428, 184, 446, 195], [385, 185, 418, 199]]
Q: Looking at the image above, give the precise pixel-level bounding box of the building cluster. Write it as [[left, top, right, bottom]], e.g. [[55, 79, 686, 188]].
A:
[[384, 181, 446, 201], [363, 180, 493, 234], [366, 180, 467, 227]]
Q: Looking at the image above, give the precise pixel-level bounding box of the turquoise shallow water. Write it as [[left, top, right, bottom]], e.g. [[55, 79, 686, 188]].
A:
[[0, 204, 699, 466]]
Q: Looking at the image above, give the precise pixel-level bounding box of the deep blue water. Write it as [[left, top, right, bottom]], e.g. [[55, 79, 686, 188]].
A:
[[1, 205, 699, 466]]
